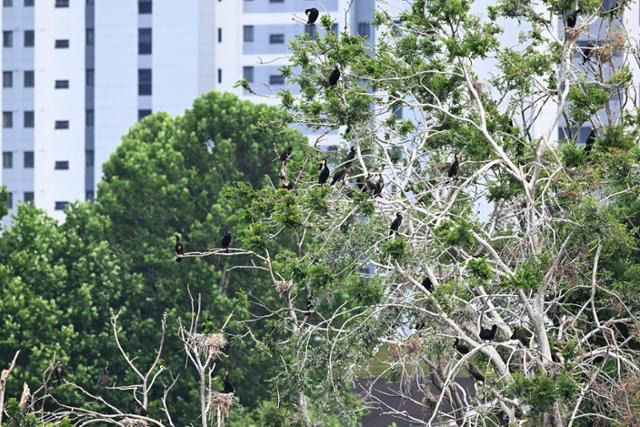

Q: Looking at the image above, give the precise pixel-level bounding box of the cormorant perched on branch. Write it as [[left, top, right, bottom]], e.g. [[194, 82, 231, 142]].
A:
[[221, 231, 232, 253], [318, 160, 330, 184], [305, 8, 319, 24], [174, 234, 184, 262], [328, 66, 341, 87], [373, 173, 384, 197], [584, 128, 595, 154], [223, 371, 235, 394], [54, 363, 64, 386], [330, 166, 349, 186], [566, 9, 580, 28], [303, 296, 313, 324], [467, 363, 485, 383], [279, 146, 292, 164], [421, 276, 433, 292], [341, 146, 356, 168], [479, 325, 498, 342], [389, 212, 402, 236], [510, 328, 530, 347], [447, 153, 459, 179], [133, 401, 147, 416], [454, 338, 470, 355]]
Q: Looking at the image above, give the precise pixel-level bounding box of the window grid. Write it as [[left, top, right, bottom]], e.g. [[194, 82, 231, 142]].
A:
[[23, 151, 33, 168], [243, 26, 254, 42], [3, 31, 13, 48], [243, 66, 254, 83], [55, 0, 69, 7], [24, 111, 34, 128], [3, 71, 12, 88], [138, 69, 152, 95], [269, 34, 285, 44], [24, 192, 34, 202], [138, 0, 151, 14], [55, 79, 69, 89], [54, 161, 69, 170], [24, 70, 34, 87], [3, 151, 13, 168], [55, 39, 69, 49], [3, 111, 12, 128], [54, 201, 68, 210], [24, 30, 34, 47], [138, 28, 152, 54], [55, 120, 69, 129]]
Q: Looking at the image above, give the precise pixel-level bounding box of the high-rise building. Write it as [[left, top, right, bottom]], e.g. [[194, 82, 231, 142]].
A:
[[1, 0, 380, 222]]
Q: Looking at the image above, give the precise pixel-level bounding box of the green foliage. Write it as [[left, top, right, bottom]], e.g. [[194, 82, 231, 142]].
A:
[[381, 237, 407, 260], [502, 259, 544, 291], [567, 83, 610, 124], [509, 371, 577, 417]]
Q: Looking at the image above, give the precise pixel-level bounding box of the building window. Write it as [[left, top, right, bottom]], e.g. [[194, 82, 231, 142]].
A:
[[85, 150, 94, 167], [86, 0, 94, 5], [85, 109, 94, 126], [358, 22, 371, 38], [24, 0, 34, 6], [3, 112, 12, 128], [138, 109, 151, 120], [55, 120, 69, 129], [217, 68, 222, 84], [55, 39, 69, 48], [218, 28, 222, 43], [24, 111, 34, 128], [23, 192, 34, 202], [305, 25, 316, 40], [3, 71, 12, 88], [86, 68, 94, 86], [269, 0, 284, 3], [54, 201, 68, 210], [55, 79, 69, 89], [269, 74, 285, 85], [23, 151, 33, 168], [138, 0, 151, 14], [7, 193, 12, 209], [24, 70, 34, 87], [138, 28, 151, 54], [23, 30, 34, 47], [85, 191, 94, 201], [3, 31, 13, 48], [3, 152, 12, 168], [269, 34, 285, 44], [243, 66, 254, 83], [86, 28, 94, 46], [138, 69, 151, 95], [54, 160, 69, 170], [55, 0, 69, 7], [331, 23, 339, 34], [3, 0, 12, 7], [243, 26, 254, 42]]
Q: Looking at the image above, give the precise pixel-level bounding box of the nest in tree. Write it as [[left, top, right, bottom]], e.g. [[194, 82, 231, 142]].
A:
[[193, 333, 227, 359], [209, 391, 234, 419], [275, 280, 293, 295]]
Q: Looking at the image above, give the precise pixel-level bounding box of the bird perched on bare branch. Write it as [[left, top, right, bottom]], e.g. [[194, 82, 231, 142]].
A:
[[175, 234, 184, 262], [305, 8, 319, 24], [318, 160, 330, 184], [389, 212, 402, 236], [221, 231, 232, 253], [54, 363, 64, 386]]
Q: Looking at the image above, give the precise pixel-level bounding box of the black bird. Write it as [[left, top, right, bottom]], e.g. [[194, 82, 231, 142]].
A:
[[328, 66, 341, 87], [96, 367, 110, 388], [303, 297, 313, 324], [342, 146, 356, 167], [454, 338, 470, 355], [174, 234, 184, 262], [54, 363, 64, 386], [373, 173, 384, 197], [305, 8, 319, 25], [318, 160, 330, 184], [447, 153, 459, 179], [223, 371, 235, 394], [330, 166, 348, 186], [584, 128, 595, 154], [510, 328, 530, 347], [479, 325, 498, 342], [389, 212, 402, 236], [421, 276, 433, 292], [566, 9, 580, 28], [279, 145, 293, 164], [221, 231, 232, 253], [467, 363, 485, 383], [355, 174, 366, 191]]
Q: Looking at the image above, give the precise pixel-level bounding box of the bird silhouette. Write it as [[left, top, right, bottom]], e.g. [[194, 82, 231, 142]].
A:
[[223, 371, 235, 394], [221, 231, 232, 253], [341, 146, 356, 168], [479, 325, 498, 342], [454, 338, 470, 355], [467, 363, 485, 383], [54, 363, 64, 386], [330, 166, 349, 186], [305, 8, 319, 24], [510, 328, 530, 347], [421, 276, 433, 292], [373, 173, 384, 197], [279, 146, 292, 164], [328, 66, 341, 87], [447, 153, 459, 179], [566, 9, 580, 28], [584, 128, 595, 154], [389, 212, 402, 236], [174, 234, 184, 262], [133, 401, 147, 416], [303, 296, 313, 324], [318, 160, 330, 184]]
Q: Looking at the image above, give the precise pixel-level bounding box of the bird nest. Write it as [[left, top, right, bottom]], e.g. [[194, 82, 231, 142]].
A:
[[192, 333, 227, 359], [275, 280, 293, 296], [120, 418, 148, 427], [209, 391, 234, 419]]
